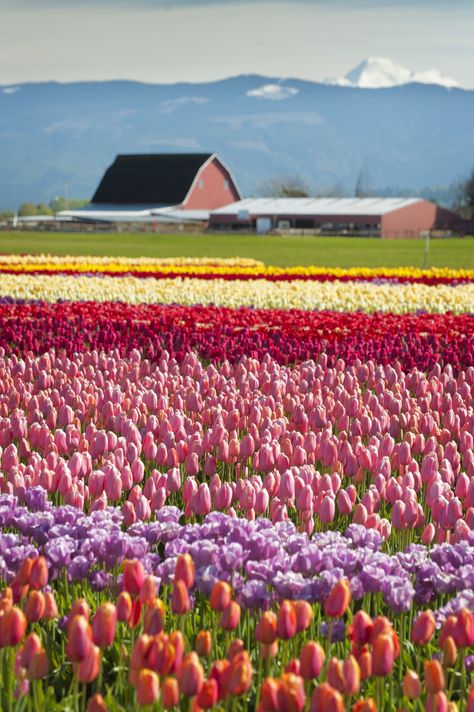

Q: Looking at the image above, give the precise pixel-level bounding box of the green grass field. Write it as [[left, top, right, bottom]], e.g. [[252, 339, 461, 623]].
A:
[[1, 231, 473, 268]]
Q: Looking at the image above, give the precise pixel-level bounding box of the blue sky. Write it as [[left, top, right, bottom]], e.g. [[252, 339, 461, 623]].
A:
[[1, 0, 473, 86]]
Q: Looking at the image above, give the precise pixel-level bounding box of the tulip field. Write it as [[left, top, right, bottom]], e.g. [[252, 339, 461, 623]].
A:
[[0, 252, 474, 711]]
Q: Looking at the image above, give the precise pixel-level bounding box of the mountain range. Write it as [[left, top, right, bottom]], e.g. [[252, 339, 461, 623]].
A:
[[1, 59, 473, 211]]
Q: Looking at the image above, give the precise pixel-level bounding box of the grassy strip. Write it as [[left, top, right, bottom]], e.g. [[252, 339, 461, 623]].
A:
[[1, 231, 473, 268]]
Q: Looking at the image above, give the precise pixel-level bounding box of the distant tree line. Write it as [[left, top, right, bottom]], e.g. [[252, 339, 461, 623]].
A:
[[0, 196, 88, 221], [455, 168, 474, 214]]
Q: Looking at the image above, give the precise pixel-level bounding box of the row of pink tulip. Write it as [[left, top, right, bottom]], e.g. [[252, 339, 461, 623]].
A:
[[0, 348, 473, 543]]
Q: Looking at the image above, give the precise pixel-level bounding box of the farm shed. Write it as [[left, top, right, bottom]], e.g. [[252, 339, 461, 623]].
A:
[[61, 153, 241, 224], [209, 197, 466, 238]]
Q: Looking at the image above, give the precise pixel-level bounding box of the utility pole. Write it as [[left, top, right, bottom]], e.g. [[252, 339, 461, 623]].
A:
[[422, 232, 430, 269]]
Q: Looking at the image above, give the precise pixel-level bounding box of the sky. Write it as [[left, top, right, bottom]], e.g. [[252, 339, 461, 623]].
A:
[[1, 0, 473, 88]]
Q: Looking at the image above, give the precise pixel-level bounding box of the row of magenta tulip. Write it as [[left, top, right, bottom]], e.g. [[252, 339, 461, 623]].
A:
[[0, 347, 473, 547], [2, 553, 474, 710], [0, 301, 473, 371]]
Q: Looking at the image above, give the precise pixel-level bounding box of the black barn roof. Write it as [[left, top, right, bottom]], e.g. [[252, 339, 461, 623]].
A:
[[91, 153, 214, 205]]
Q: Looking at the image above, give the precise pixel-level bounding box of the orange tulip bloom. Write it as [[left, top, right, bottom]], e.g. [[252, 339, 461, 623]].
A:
[[343, 655, 360, 696], [136, 668, 160, 706], [209, 659, 230, 701], [210, 581, 232, 612], [371, 634, 395, 676], [66, 615, 93, 663], [0, 587, 13, 614], [255, 611, 278, 644], [174, 553, 195, 589], [116, 591, 133, 623], [412, 610, 436, 646], [161, 676, 180, 708], [226, 651, 253, 697], [91, 602, 117, 648], [29, 557, 48, 590], [146, 634, 176, 676], [43, 591, 58, 619], [403, 670, 421, 700], [441, 636, 457, 667], [325, 580, 351, 618], [130, 634, 153, 673], [139, 576, 157, 606], [424, 660, 445, 694], [1, 606, 27, 646], [24, 590, 45, 623], [221, 601, 241, 631], [73, 644, 101, 683], [169, 630, 184, 673], [196, 679, 219, 709], [310, 683, 344, 712], [122, 559, 145, 596], [143, 599, 165, 635], [178, 652, 204, 697], [260, 677, 280, 711], [277, 601, 297, 640], [300, 641, 325, 680], [16, 558, 33, 586], [293, 600, 313, 633], [69, 598, 90, 621], [277, 673, 306, 712], [171, 580, 191, 615], [327, 658, 345, 693], [195, 630, 212, 657], [356, 649, 372, 680]]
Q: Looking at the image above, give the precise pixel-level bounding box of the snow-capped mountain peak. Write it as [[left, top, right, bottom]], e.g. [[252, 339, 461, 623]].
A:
[[330, 57, 459, 89]]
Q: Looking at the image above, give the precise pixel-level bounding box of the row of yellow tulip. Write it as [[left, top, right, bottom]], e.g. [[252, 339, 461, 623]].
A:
[[0, 255, 472, 280], [1, 273, 472, 313], [0, 255, 264, 268]]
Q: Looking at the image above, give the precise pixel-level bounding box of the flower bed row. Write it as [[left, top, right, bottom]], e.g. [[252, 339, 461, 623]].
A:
[[2, 267, 473, 286], [2, 255, 473, 285], [1, 537, 474, 710], [0, 348, 473, 551], [3, 495, 474, 621], [1, 301, 472, 371], [0, 273, 473, 312]]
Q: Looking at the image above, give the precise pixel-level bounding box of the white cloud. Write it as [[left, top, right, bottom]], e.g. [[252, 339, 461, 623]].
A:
[[160, 96, 210, 112], [246, 84, 299, 100]]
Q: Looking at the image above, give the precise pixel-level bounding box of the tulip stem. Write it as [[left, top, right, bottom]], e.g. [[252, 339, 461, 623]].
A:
[[8, 647, 14, 712]]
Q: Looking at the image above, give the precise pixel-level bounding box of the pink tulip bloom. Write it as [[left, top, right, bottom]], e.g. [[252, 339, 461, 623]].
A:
[[191, 483, 211, 516]]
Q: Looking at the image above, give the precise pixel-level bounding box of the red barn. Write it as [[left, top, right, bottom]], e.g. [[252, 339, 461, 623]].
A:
[[64, 153, 241, 224]]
